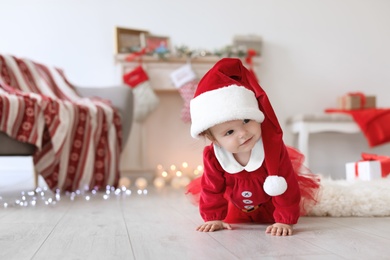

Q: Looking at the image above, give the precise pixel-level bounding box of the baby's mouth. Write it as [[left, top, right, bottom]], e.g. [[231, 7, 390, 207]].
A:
[[241, 137, 253, 146]]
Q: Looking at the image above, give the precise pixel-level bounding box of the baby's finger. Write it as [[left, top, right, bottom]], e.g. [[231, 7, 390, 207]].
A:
[[197, 224, 208, 232], [223, 223, 233, 230], [285, 228, 293, 236], [281, 228, 289, 236], [265, 225, 273, 233], [201, 224, 209, 232], [204, 226, 211, 232], [209, 224, 217, 232]]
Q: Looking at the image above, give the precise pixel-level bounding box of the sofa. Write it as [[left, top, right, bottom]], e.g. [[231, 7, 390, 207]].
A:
[[0, 54, 133, 191]]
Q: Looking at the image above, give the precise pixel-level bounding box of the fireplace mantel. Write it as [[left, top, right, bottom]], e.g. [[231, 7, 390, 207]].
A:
[[116, 55, 261, 181]]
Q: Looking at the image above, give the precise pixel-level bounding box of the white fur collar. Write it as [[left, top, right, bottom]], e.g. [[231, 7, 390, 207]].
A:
[[213, 139, 264, 174]]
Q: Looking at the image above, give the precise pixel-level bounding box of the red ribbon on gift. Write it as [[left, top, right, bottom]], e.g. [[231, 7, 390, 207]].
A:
[[341, 92, 367, 110], [360, 153, 390, 178], [354, 162, 359, 178]]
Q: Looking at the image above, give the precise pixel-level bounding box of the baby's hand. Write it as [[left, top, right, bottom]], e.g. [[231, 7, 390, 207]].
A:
[[196, 220, 232, 232], [265, 223, 293, 236]]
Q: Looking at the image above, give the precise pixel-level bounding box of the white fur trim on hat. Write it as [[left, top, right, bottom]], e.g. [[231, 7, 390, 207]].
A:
[[190, 85, 264, 138], [263, 176, 288, 196]]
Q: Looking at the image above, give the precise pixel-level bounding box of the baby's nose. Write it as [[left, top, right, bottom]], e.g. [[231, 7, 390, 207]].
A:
[[238, 128, 247, 138]]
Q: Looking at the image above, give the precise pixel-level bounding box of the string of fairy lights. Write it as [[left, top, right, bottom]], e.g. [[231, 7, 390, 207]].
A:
[[0, 185, 134, 208], [0, 162, 203, 208], [118, 162, 203, 191], [153, 162, 203, 188]]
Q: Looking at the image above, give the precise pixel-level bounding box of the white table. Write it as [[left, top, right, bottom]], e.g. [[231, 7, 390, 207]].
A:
[[287, 113, 360, 167]]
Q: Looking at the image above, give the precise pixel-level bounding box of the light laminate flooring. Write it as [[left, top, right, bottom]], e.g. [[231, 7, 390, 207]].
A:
[[1, 186, 390, 260]]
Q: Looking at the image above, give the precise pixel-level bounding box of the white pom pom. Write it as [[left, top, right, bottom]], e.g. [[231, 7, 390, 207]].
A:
[[263, 176, 287, 196]]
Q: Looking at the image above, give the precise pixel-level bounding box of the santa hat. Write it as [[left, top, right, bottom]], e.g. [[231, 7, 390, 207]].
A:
[[190, 85, 264, 137], [190, 58, 289, 196]]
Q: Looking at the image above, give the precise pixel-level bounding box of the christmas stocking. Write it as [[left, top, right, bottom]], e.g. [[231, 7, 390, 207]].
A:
[[123, 65, 159, 122], [170, 64, 198, 123]]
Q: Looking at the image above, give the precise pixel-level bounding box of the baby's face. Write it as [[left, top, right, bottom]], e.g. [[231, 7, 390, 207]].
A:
[[209, 119, 261, 154]]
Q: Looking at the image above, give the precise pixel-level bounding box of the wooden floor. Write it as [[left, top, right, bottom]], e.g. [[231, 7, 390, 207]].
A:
[[1, 185, 390, 260]]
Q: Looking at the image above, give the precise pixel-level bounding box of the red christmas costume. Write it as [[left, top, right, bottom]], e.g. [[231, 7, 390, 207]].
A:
[[187, 58, 320, 224]]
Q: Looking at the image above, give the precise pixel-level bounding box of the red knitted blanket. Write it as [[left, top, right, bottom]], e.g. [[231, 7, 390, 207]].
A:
[[0, 55, 122, 191], [325, 108, 390, 147]]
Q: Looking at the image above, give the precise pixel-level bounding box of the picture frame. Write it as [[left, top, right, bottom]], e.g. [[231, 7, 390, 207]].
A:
[[144, 34, 171, 54], [115, 27, 148, 54]]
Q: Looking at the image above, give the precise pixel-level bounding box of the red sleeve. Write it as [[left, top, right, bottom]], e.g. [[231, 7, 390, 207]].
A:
[[199, 145, 229, 221], [271, 144, 301, 224]]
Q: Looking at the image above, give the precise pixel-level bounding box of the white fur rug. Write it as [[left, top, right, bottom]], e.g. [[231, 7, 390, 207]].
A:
[[306, 177, 390, 217]]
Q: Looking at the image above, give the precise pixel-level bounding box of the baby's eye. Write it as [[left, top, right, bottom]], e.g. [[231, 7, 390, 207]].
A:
[[243, 119, 251, 124], [225, 130, 234, 136]]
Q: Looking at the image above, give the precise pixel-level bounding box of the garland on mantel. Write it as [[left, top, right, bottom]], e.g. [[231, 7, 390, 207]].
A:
[[125, 45, 258, 66], [174, 45, 258, 59]]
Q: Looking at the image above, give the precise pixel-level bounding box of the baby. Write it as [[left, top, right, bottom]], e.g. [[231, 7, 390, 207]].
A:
[[187, 58, 320, 236]]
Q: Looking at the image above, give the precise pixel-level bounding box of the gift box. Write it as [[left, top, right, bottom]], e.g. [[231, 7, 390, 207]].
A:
[[346, 161, 382, 181], [346, 153, 390, 181], [338, 92, 376, 110]]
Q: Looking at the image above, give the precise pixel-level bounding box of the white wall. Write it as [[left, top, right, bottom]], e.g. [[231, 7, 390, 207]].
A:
[[1, 0, 390, 178]]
